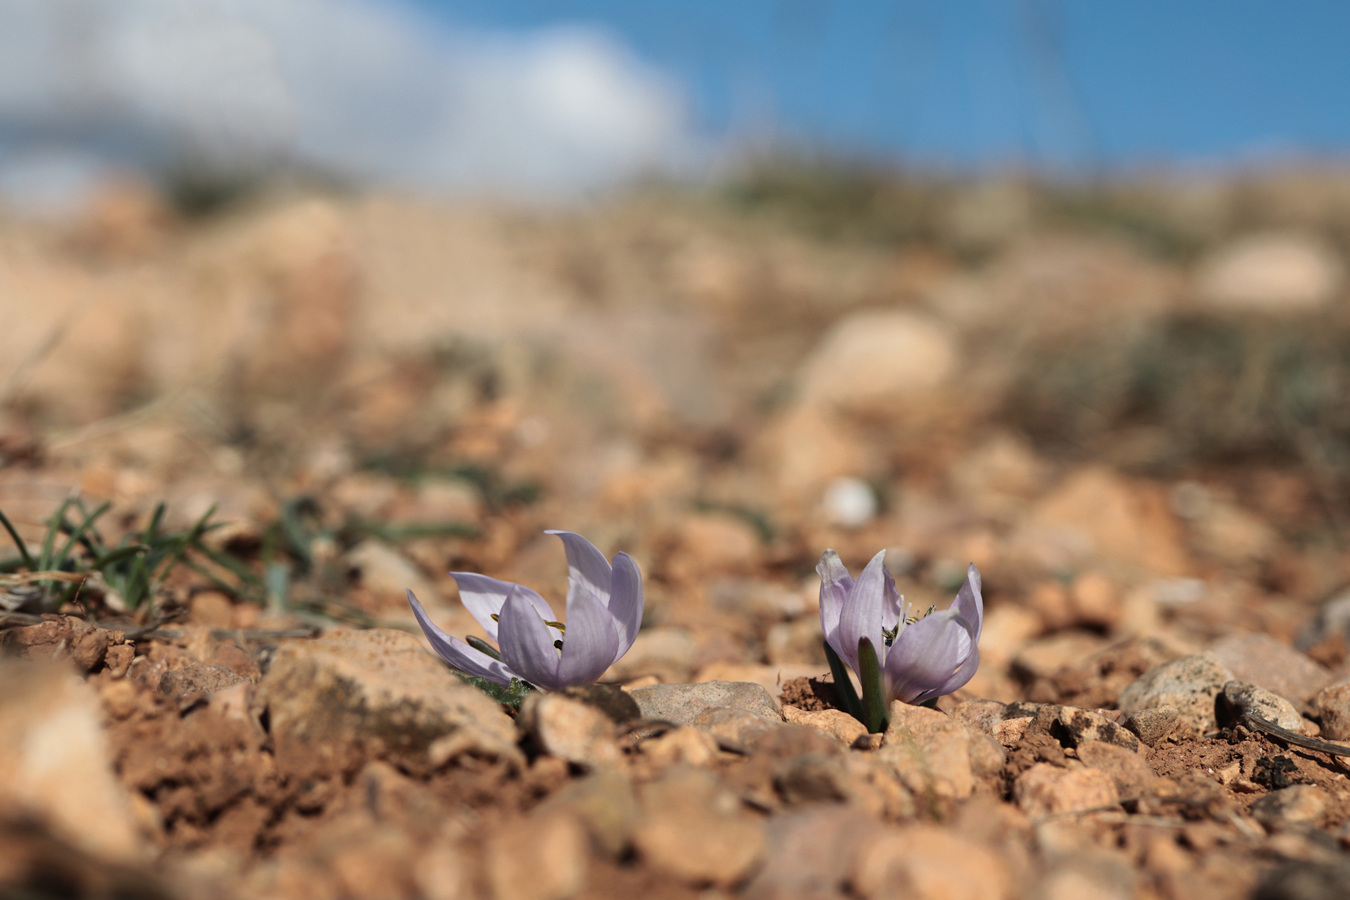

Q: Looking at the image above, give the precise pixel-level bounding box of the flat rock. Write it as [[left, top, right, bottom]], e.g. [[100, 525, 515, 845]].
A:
[[258, 628, 520, 779], [0, 659, 141, 862], [627, 681, 782, 727], [1117, 652, 1235, 734], [1210, 634, 1331, 705]]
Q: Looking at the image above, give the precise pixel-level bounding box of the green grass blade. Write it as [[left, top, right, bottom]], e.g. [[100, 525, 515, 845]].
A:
[[857, 636, 889, 735], [52, 501, 110, 570], [0, 508, 34, 569], [92, 543, 150, 569], [823, 640, 865, 725], [37, 497, 75, 574], [195, 544, 262, 587], [142, 502, 166, 542]]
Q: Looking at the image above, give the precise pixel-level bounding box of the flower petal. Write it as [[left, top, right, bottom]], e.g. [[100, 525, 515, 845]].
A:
[[607, 551, 644, 661], [405, 590, 521, 685], [497, 585, 563, 690], [448, 572, 555, 642], [816, 550, 854, 651], [836, 550, 890, 674], [882, 609, 975, 704], [545, 529, 613, 616], [919, 643, 980, 704], [949, 563, 983, 642], [557, 584, 622, 686]]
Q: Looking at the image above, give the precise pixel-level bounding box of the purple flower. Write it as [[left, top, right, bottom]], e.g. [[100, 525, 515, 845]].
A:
[[407, 530, 644, 691], [817, 550, 982, 706]]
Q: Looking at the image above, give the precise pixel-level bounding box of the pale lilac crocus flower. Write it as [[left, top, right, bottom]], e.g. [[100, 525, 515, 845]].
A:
[[407, 530, 643, 691], [817, 550, 982, 706]]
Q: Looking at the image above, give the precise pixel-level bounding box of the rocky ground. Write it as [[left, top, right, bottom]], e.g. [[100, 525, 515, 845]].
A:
[[4, 168, 1350, 899]]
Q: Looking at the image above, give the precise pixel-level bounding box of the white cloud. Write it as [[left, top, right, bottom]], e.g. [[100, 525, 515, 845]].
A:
[[0, 0, 695, 206]]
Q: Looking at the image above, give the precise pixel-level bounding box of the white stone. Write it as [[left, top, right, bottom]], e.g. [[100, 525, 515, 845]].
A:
[[822, 477, 878, 528], [1196, 232, 1343, 312], [797, 311, 956, 412]]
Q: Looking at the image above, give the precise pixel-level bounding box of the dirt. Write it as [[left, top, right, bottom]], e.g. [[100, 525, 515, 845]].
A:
[[4, 174, 1350, 898]]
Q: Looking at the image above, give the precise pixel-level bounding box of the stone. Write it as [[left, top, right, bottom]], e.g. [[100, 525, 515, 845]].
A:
[[627, 681, 782, 727], [1011, 631, 1108, 680], [632, 767, 766, 887], [691, 707, 785, 748], [1117, 653, 1235, 735], [1251, 785, 1328, 831], [1015, 763, 1118, 817], [764, 618, 829, 665], [1122, 706, 1180, 746], [796, 310, 957, 414], [537, 769, 639, 859], [669, 512, 763, 578], [519, 693, 622, 769], [782, 706, 868, 746], [743, 806, 873, 900], [1076, 741, 1158, 798], [157, 662, 249, 698], [0, 659, 142, 861], [994, 717, 1033, 747], [851, 824, 1012, 900], [1221, 681, 1309, 734], [878, 702, 1005, 803], [346, 539, 439, 602], [1028, 466, 1190, 577], [640, 726, 721, 767], [1210, 634, 1331, 705], [821, 476, 879, 528], [486, 810, 589, 900], [1314, 678, 1350, 741], [694, 661, 824, 699], [1037, 857, 1137, 900], [949, 698, 1010, 735], [606, 627, 698, 683], [1069, 572, 1124, 630], [1196, 232, 1343, 313], [1052, 706, 1141, 753], [258, 628, 520, 779], [553, 683, 641, 724], [1253, 861, 1350, 900]]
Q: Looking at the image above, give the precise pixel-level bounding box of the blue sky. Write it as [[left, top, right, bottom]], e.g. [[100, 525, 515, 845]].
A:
[[409, 0, 1350, 171]]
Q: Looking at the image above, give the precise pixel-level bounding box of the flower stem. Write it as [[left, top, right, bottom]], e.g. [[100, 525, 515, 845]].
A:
[[823, 640, 865, 724], [857, 636, 888, 734]]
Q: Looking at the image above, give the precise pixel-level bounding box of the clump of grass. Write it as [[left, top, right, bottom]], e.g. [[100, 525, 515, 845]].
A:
[[0, 498, 247, 613], [1005, 312, 1350, 515]]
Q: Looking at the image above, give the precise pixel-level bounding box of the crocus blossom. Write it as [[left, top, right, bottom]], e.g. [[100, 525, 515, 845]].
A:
[[407, 530, 643, 691], [817, 549, 982, 706]]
